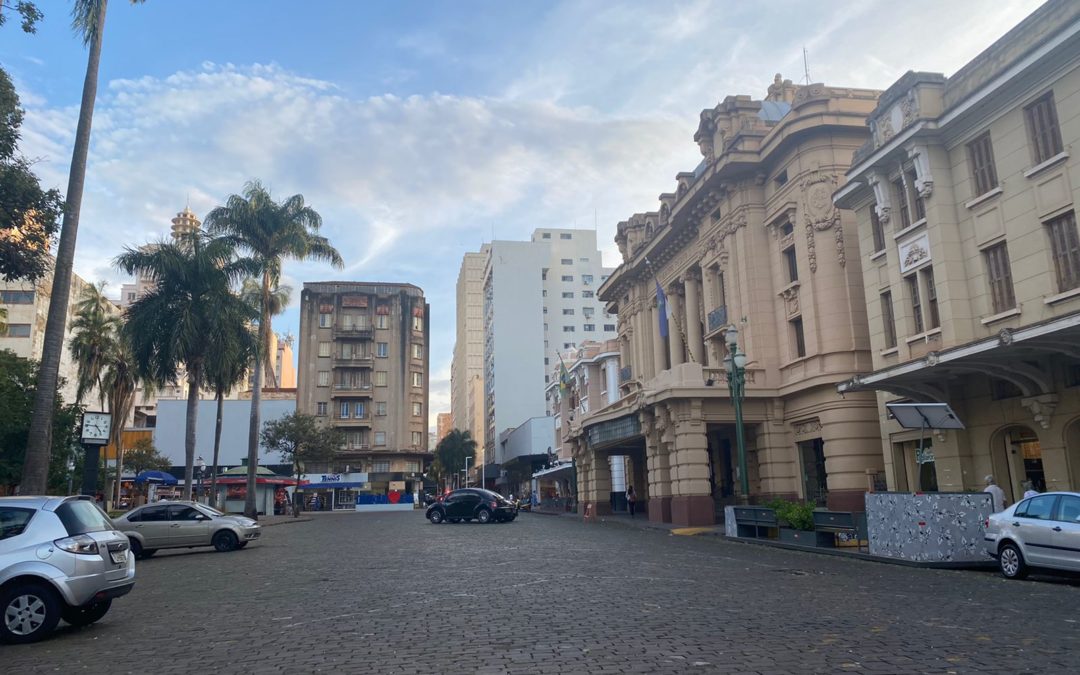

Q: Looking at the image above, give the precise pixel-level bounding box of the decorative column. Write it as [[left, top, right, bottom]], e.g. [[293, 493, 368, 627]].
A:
[[651, 298, 667, 376], [817, 393, 885, 512], [683, 271, 704, 364], [667, 283, 685, 368], [641, 410, 672, 523], [669, 399, 715, 526]]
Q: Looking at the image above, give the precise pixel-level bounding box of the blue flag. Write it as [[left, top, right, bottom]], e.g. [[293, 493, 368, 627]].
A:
[[656, 280, 669, 338]]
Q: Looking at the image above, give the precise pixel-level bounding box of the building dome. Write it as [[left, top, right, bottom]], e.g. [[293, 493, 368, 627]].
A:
[[170, 205, 201, 240]]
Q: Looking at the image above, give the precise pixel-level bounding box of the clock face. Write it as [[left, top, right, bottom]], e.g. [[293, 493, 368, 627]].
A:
[[81, 413, 112, 444]]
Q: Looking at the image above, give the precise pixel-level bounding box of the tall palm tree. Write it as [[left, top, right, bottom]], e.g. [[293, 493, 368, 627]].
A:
[[22, 0, 145, 494], [240, 278, 291, 388], [204, 307, 257, 508], [115, 232, 257, 500], [205, 180, 342, 518], [68, 282, 116, 408]]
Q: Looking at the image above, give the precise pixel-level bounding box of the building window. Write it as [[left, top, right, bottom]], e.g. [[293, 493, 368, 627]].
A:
[[412, 343, 423, 359], [1025, 92, 1063, 164], [924, 267, 940, 329], [967, 132, 998, 197], [412, 402, 422, 416], [1, 323, 30, 338], [375, 314, 388, 329], [560, 233, 572, 240], [583, 307, 594, 318], [339, 401, 351, 419], [318, 341, 331, 358], [563, 342, 572, 349], [907, 170, 926, 221], [790, 317, 806, 359], [1046, 210, 1080, 292], [870, 207, 885, 253], [316, 402, 327, 416], [561, 275, 573, 282], [317, 371, 330, 387], [562, 308, 574, 315], [411, 372, 423, 387], [881, 291, 897, 349], [374, 433, 386, 447], [782, 246, 798, 283], [354, 402, 365, 418], [583, 324, 595, 332], [405, 461, 420, 473], [984, 243, 1016, 313], [0, 290, 33, 304], [604, 323, 616, 331], [780, 221, 794, 237], [375, 401, 387, 416], [374, 371, 387, 387], [562, 292, 574, 299], [561, 258, 572, 265], [319, 312, 332, 328], [563, 326, 575, 332], [579, 257, 589, 263], [541, 232, 551, 239], [412, 315, 423, 331], [582, 290, 594, 298], [906, 275, 923, 334], [582, 274, 594, 285], [411, 431, 423, 446], [376, 342, 389, 358], [893, 178, 910, 230]]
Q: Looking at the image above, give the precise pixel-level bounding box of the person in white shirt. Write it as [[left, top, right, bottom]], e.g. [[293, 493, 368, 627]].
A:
[[1022, 480, 1039, 500], [983, 475, 1008, 513]]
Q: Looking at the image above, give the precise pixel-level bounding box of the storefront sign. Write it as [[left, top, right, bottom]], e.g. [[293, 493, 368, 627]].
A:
[[299, 472, 368, 486], [389, 481, 406, 492]]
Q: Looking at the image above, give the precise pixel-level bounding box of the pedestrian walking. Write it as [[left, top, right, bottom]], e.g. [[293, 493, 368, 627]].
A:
[[983, 475, 1008, 513], [626, 485, 637, 518], [1022, 480, 1039, 500]]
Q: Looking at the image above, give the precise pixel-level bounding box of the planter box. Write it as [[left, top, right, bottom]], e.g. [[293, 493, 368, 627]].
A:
[[779, 528, 835, 547]]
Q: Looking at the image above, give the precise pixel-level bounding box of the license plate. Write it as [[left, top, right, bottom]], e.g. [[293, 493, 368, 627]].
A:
[[110, 550, 128, 564]]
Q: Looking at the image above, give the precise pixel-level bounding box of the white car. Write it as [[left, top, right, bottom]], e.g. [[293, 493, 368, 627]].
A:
[[985, 491, 1080, 579]]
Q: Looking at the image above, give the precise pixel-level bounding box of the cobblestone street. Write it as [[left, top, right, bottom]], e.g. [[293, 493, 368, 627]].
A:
[[5, 512, 1080, 674]]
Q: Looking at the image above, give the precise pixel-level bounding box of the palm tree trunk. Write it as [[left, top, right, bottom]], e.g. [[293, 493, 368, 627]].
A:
[[244, 271, 270, 518], [211, 390, 224, 509], [21, 0, 109, 494], [183, 364, 201, 501]]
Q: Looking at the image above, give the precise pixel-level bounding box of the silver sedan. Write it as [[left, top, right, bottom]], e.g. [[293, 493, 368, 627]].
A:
[[985, 491, 1080, 579], [113, 502, 260, 558]]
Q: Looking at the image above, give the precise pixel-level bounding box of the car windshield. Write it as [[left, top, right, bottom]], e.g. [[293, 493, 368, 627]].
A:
[[56, 499, 114, 535]]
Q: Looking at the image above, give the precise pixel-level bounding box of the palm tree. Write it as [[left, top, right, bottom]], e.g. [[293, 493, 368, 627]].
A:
[[436, 429, 477, 490], [204, 306, 257, 508], [68, 282, 116, 408], [240, 277, 291, 388], [115, 232, 257, 500], [22, 0, 146, 494], [205, 180, 342, 518]]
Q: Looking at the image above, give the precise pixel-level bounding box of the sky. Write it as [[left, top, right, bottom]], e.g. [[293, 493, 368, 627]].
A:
[[1, 0, 1046, 429]]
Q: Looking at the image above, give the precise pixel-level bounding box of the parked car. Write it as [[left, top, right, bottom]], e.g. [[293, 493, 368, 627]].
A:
[[985, 491, 1080, 579], [426, 489, 516, 524], [0, 495, 135, 644], [113, 501, 260, 558]]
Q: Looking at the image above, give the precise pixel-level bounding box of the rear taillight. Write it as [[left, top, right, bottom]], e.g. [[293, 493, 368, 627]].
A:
[[54, 534, 100, 555]]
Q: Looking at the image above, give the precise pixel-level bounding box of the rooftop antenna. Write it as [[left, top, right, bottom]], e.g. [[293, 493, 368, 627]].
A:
[[803, 46, 811, 85]]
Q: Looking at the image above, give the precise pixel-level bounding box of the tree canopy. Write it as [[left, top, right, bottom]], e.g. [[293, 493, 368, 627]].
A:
[[122, 437, 171, 476], [435, 429, 477, 484]]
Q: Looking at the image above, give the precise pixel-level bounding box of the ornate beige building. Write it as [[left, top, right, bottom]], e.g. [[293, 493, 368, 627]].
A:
[[835, 0, 1080, 504], [565, 76, 884, 526]]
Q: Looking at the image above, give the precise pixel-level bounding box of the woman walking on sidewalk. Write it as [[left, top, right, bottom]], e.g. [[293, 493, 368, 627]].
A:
[[627, 485, 637, 518]]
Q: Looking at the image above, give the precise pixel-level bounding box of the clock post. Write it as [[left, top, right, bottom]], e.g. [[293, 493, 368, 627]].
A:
[[80, 412, 112, 498]]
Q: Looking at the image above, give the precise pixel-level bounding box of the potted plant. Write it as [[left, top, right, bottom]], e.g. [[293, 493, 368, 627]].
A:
[[766, 499, 833, 547]]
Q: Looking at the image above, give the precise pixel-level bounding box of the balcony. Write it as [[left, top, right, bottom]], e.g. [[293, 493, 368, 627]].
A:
[[706, 305, 728, 335], [330, 384, 374, 398], [333, 355, 374, 368], [338, 443, 371, 452], [333, 417, 372, 428], [333, 325, 373, 339]]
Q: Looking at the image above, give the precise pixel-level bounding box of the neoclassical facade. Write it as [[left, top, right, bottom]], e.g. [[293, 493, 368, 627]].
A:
[[564, 76, 884, 526], [834, 0, 1080, 503]]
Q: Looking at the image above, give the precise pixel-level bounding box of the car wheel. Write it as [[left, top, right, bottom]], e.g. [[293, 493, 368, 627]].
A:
[[999, 542, 1028, 579], [213, 530, 239, 553], [428, 510, 444, 524], [62, 599, 112, 627], [0, 582, 61, 645], [237, 542, 248, 549], [128, 537, 145, 560], [477, 508, 492, 524]]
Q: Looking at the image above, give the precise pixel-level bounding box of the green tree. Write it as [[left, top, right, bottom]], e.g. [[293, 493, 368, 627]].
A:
[[0, 350, 82, 494], [260, 412, 343, 518], [205, 180, 342, 517], [0, 1, 44, 32], [115, 232, 257, 501], [1, 66, 64, 283], [22, 0, 146, 494], [121, 437, 170, 475], [239, 277, 291, 387], [435, 429, 477, 490]]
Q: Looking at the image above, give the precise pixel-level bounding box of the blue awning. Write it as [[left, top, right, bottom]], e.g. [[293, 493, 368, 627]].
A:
[[297, 482, 368, 490]]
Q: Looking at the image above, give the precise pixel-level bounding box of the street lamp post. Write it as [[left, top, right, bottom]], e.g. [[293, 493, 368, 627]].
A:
[[724, 326, 750, 504], [463, 455, 473, 488], [196, 456, 206, 503]]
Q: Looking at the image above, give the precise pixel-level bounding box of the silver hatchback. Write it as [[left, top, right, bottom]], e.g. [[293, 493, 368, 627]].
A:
[[985, 491, 1080, 579], [113, 501, 260, 558], [0, 496, 135, 644]]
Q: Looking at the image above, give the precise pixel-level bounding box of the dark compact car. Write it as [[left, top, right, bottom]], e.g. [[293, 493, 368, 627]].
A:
[[426, 489, 516, 524]]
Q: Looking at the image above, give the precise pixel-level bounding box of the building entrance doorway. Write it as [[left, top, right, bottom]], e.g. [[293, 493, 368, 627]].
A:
[[992, 425, 1043, 503], [799, 438, 827, 506]]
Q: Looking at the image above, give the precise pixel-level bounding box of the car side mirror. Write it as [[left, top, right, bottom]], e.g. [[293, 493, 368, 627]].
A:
[[197, 515, 211, 521]]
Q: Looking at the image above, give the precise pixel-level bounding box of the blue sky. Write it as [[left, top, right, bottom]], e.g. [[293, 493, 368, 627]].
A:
[[1, 0, 1045, 427]]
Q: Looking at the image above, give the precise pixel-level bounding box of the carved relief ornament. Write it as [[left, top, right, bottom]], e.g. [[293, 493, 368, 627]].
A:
[[801, 173, 844, 273]]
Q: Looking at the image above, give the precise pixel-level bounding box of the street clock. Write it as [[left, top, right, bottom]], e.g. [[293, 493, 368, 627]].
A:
[[80, 412, 112, 445]]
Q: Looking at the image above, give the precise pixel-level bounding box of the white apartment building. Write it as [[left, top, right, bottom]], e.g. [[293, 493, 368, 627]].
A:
[[477, 228, 616, 458], [451, 246, 489, 447]]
